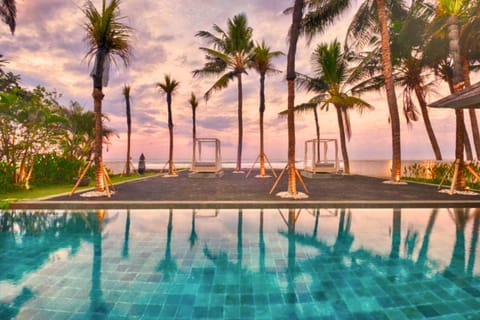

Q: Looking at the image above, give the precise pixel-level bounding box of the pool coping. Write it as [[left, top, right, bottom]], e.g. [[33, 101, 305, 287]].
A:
[[9, 199, 480, 210]]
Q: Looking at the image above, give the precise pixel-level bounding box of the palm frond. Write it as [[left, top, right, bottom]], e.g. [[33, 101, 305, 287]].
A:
[[204, 71, 236, 101], [302, 0, 352, 44], [0, 0, 16, 34]]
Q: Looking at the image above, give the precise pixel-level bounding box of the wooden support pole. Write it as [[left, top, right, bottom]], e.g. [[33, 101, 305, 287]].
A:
[[449, 159, 461, 195], [246, 154, 261, 178], [438, 162, 455, 190], [70, 160, 93, 196], [295, 167, 309, 194], [270, 164, 288, 194]]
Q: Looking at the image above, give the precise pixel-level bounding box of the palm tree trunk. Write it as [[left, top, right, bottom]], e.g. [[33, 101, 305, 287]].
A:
[[125, 92, 132, 175], [464, 126, 473, 161], [259, 72, 266, 176], [336, 106, 350, 174], [192, 107, 196, 169], [314, 107, 320, 163], [461, 57, 480, 159], [93, 87, 105, 191], [448, 15, 466, 190], [413, 85, 442, 160], [167, 94, 174, 175], [92, 50, 106, 192], [285, 0, 304, 195], [377, 0, 401, 182], [236, 73, 243, 172]]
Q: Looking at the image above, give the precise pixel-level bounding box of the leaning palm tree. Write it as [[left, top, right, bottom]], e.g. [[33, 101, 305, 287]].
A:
[[0, 0, 16, 34], [123, 84, 132, 175], [193, 13, 255, 173], [157, 75, 180, 176], [251, 41, 283, 177], [189, 92, 199, 169], [83, 0, 132, 192]]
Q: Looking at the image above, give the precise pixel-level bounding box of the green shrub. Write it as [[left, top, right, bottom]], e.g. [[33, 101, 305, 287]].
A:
[[0, 161, 16, 192], [31, 154, 87, 185]]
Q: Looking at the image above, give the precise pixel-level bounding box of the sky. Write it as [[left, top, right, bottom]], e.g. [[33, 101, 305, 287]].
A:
[[0, 0, 474, 163]]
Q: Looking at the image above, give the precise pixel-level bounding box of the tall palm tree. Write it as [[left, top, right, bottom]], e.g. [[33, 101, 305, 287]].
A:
[[252, 41, 283, 177], [283, 0, 304, 197], [83, 0, 132, 192], [309, 40, 373, 174], [157, 75, 180, 176], [351, 1, 443, 160], [193, 13, 254, 173], [436, 0, 470, 190], [303, 0, 403, 181], [189, 92, 199, 169], [376, 0, 402, 181], [123, 85, 132, 175], [0, 0, 16, 34], [276, 0, 351, 196]]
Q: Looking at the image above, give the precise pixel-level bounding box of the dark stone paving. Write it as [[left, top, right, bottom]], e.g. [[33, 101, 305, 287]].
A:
[[43, 170, 480, 206]]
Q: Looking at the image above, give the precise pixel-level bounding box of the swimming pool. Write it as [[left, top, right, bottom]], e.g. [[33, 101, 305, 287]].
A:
[[0, 208, 479, 319]]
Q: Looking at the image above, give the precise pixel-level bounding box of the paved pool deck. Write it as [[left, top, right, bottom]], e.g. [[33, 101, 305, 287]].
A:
[[9, 169, 480, 210]]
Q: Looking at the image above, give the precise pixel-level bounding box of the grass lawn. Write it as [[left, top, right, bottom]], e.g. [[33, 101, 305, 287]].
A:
[[0, 173, 158, 208]]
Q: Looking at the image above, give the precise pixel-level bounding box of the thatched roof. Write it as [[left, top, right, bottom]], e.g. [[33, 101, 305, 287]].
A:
[[430, 81, 480, 108]]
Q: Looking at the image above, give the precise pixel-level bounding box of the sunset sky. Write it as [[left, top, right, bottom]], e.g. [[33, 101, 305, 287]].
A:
[[1, 0, 475, 163]]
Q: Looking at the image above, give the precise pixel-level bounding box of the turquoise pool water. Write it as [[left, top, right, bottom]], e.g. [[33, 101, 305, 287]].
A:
[[0, 208, 479, 319]]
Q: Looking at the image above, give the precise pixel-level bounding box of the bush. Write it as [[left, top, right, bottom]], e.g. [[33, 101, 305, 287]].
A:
[[403, 161, 480, 188], [0, 161, 16, 192], [31, 154, 88, 185]]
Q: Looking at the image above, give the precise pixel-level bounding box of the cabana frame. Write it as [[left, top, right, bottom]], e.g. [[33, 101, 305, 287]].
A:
[[304, 138, 339, 174], [191, 138, 222, 173]]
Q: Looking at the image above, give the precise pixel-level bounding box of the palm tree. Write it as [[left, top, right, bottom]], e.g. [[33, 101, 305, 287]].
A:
[[0, 0, 16, 34], [251, 41, 283, 177], [157, 75, 180, 176], [351, 1, 443, 160], [193, 13, 254, 173], [189, 92, 199, 169], [123, 85, 132, 175], [282, 0, 304, 197], [435, 0, 470, 190], [303, 0, 402, 181], [273, 0, 353, 196], [309, 40, 373, 174], [83, 0, 132, 192], [376, 0, 402, 182]]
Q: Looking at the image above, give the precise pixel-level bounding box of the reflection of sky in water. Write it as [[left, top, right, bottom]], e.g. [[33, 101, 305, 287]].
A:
[[0, 208, 479, 319]]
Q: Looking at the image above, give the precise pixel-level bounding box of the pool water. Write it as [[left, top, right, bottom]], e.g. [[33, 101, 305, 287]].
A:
[[0, 208, 479, 319]]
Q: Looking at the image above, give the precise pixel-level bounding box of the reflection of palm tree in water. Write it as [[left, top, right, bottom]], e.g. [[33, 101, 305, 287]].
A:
[[416, 209, 438, 268], [334, 209, 354, 256], [157, 209, 177, 280], [390, 209, 402, 259], [203, 210, 244, 271], [467, 209, 480, 277], [90, 210, 108, 314], [259, 209, 265, 273], [188, 210, 198, 248], [445, 209, 471, 279], [122, 210, 130, 258]]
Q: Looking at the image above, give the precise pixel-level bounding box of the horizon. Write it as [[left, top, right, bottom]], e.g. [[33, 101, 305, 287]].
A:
[[2, 1, 478, 163]]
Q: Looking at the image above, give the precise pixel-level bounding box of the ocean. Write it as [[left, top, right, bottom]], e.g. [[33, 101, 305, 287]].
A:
[[105, 159, 443, 178]]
